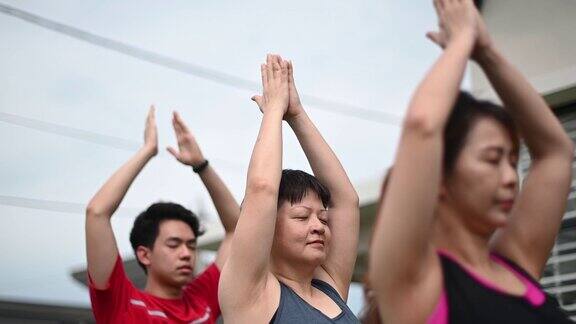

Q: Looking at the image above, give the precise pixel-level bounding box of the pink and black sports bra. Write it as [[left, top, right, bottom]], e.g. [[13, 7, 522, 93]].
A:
[[427, 251, 573, 324]]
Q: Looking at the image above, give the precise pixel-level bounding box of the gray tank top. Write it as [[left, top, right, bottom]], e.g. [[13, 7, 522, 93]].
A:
[[269, 279, 360, 324]]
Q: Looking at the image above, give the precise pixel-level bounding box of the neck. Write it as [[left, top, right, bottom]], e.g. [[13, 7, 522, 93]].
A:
[[433, 203, 495, 269], [271, 256, 318, 297], [144, 274, 183, 299]]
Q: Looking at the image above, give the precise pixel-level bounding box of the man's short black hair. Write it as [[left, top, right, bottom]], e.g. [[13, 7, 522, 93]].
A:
[[278, 169, 331, 208], [129, 202, 204, 272]]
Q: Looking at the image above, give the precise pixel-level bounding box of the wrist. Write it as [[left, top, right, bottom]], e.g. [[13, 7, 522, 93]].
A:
[[285, 104, 305, 121], [192, 159, 209, 174], [286, 109, 308, 127], [444, 32, 476, 59], [448, 30, 476, 49], [141, 144, 158, 158], [474, 44, 499, 67], [264, 106, 286, 118]]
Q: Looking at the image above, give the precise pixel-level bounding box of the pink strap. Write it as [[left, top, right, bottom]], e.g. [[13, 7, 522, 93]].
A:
[[427, 289, 449, 324], [438, 250, 545, 306], [426, 250, 546, 323], [491, 254, 545, 307]]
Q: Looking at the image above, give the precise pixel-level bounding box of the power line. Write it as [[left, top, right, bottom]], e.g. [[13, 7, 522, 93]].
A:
[[0, 2, 402, 125], [0, 111, 140, 151], [0, 111, 247, 170], [0, 195, 230, 223], [0, 194, 140, 216]]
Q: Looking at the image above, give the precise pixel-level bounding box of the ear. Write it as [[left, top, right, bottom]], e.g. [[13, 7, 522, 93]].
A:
[[136, 246, 152, 268]]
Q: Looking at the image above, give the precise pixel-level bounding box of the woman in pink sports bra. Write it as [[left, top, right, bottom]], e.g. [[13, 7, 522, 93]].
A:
[[368, 0, 574, 323]]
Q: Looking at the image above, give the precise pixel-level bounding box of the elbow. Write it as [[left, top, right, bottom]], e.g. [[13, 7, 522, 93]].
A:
[[85, 202, 107, 219], [536, 135, 575, 162], [246, 178, 278, 197], [348, 191, 360, 208], [333, 188, 360, 208], [402, 111, 443, 138], [550, 129, 575, 161]]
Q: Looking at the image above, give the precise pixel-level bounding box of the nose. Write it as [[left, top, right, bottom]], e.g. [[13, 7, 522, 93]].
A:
[[310, 216, 326, 235], [179, 245, 192, 260], [502, 160, 518, 189]]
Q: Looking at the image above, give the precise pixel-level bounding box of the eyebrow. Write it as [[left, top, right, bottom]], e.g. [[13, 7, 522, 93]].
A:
[[292, 205, 328, 211], [481, 146, 505, 154], [165, 237, 197, 244], [482, 145, 518, 155], [481, 146, 519, 162]]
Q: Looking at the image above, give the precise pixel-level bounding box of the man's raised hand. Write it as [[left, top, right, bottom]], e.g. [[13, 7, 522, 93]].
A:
[[144, 105, 158, 156], [167, 111, 206, 167]]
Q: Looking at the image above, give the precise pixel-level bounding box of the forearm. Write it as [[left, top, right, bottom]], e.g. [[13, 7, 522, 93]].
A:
[[228, 110, 284, 276], [86, 146, 154, 287], [87, 146, 155, 218], [369, 138, 442, 283], [242, 110, 284, 230], [287, 112, 357, 206], [477, 47, 573, 158], [370, 37, 474, 285], [246, 110, 284, 192], [198, 165, 240, 233], [405, 35, 474, 133]]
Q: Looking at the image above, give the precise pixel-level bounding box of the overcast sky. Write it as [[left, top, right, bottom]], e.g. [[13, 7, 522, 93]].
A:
[[0, 0, 461, 311]]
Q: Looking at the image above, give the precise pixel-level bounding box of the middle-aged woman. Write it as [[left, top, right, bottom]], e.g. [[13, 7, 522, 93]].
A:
[[219, 55, 360, 323]]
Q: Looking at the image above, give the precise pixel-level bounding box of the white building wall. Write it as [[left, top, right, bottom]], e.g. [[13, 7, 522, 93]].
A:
[[471, 0, 576, 100]]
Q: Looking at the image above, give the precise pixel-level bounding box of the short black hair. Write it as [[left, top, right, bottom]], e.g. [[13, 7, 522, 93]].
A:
[[474, 0, 484, 10], [278, 169, 331, 208], [443, 91, 519, 176], [129, 202, 204, 273]]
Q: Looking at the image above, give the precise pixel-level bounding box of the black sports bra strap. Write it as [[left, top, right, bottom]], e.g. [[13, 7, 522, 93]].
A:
[[311, 279, 346, 306]]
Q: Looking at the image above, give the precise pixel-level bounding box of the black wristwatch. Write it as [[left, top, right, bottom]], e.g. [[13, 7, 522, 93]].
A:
[[192, 159, 209, 173]]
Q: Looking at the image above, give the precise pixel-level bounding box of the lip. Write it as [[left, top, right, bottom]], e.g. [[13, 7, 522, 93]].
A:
[[177, 266, 193, 273], [499, 199, 515, 212], [307, 240, 325, 246]]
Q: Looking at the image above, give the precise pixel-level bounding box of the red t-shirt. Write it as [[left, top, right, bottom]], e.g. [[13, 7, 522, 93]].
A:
[[89, 256, 220, 324]]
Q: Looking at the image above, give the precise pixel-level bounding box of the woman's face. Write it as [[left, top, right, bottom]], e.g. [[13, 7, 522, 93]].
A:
[[272, 190, 331, 267], [442, 117, 519, 231]]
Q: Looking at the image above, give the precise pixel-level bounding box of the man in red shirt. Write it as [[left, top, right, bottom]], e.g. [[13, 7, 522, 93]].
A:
[[86, 107, 239, 323]]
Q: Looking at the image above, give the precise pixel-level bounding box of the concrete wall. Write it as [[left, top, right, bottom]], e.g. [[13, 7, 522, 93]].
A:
[[471, 0, 576, 100]]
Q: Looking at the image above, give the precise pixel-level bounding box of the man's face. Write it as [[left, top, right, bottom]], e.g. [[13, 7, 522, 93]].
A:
[[145, 220, 197, 287]]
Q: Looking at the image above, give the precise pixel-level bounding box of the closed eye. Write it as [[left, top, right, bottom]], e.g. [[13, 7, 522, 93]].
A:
[[487, 158, 500, 165], [509, 155, 519, 168]]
